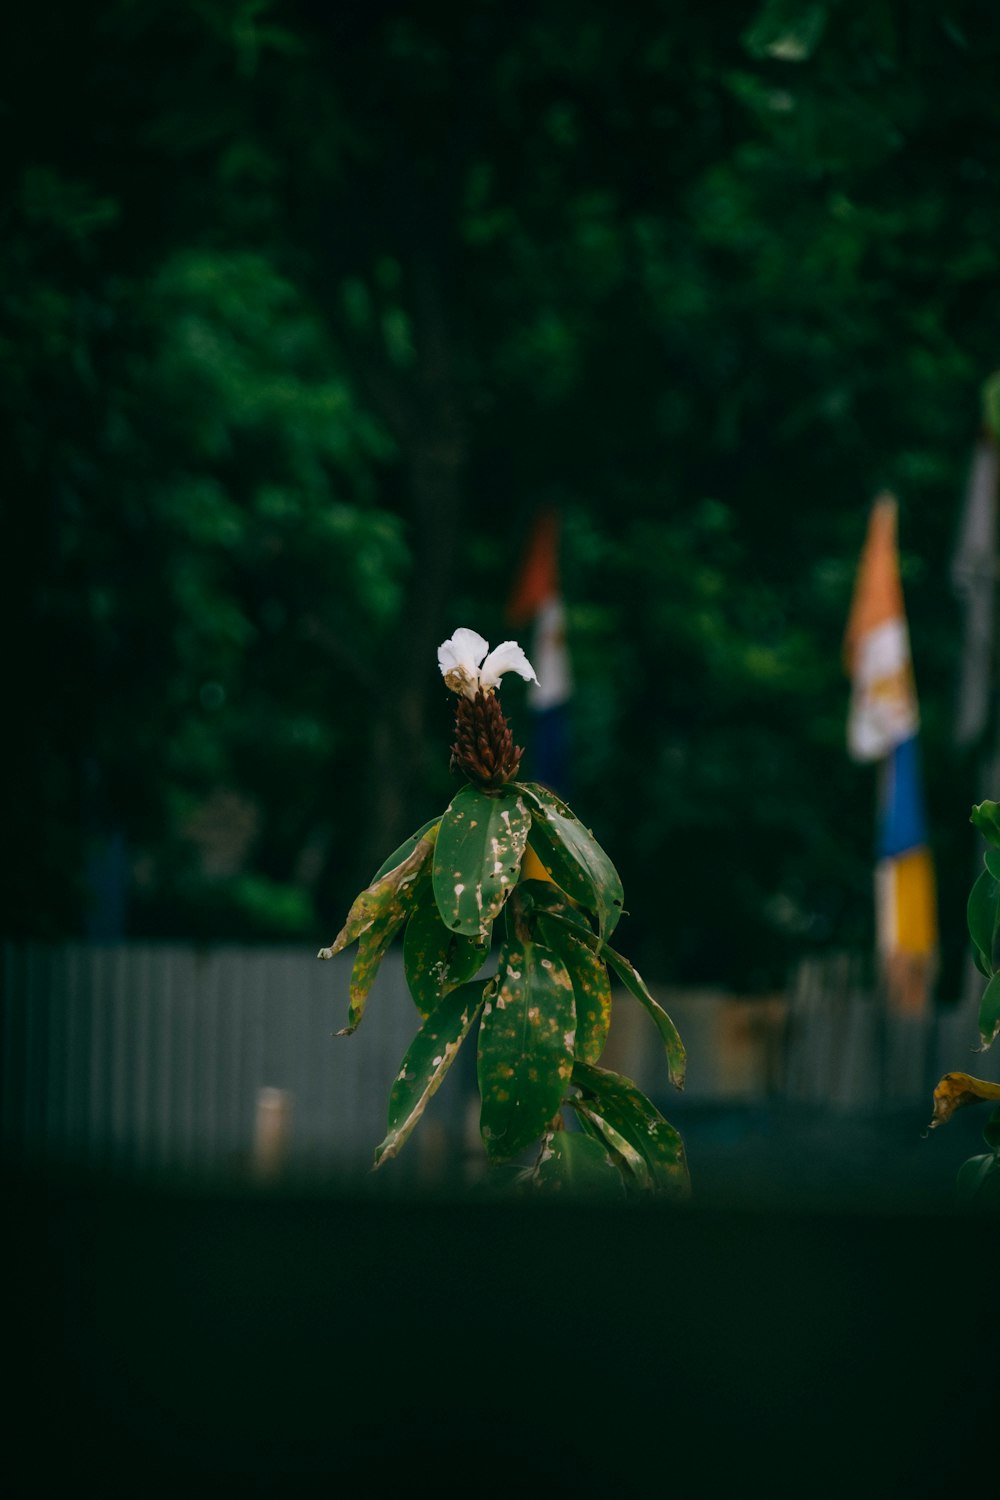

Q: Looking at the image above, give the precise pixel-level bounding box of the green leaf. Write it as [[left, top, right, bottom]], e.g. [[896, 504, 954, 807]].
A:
[[571, 1061, 690, 1200], [956, 1152, 1000, 1206], [371, 817, 441, 882], [978, 972, 1000, 1050], [531, 1130, 625, 1200], [574, 1100, 653, 1193], [518, 782, 625, 939], [603, 945, 686, 1090], [971, 801, 1000, 850], [432, 784, 530, 936], [317, 830, 436, 1034], [373, 979, 488, 1168], [536, 913, 611, 1064], [986, 850, 1000, 881], [967, 867, 1000, 975], [477, 938, 576, 1162], [983, 1105, 1000, 1153], [403, 894, 491, 1018]]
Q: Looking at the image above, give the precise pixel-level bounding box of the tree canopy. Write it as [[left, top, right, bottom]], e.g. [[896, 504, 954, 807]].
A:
[[3, 0, 998, 991]]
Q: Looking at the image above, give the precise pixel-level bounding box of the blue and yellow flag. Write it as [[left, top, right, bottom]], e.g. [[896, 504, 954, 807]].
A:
[[845, 495, 938, 1013]]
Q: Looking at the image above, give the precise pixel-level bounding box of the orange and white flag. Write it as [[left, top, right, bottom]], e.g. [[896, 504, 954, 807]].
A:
[[843, 493, 919, 762]]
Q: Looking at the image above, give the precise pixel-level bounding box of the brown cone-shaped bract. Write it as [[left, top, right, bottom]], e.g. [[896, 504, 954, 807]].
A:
[[450, 689, 524, 790]]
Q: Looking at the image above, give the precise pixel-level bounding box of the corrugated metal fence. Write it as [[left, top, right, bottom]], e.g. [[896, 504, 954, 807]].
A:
[[1, 942, 439, 1179], [783, 951, 990, 1109]]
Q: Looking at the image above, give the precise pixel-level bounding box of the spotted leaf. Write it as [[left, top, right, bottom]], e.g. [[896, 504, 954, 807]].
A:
[[572, 1061, 690, 1200], [573, 1100, 652, 1193], [537, 914, 611, 1064], [403, 896, 492, 1018], [531, 1129, 625, 1199], [478, 938, 576, 1162], [371, 817, 441, 882], [432, 784, 530, 936], [373, 979, 488, 1168]]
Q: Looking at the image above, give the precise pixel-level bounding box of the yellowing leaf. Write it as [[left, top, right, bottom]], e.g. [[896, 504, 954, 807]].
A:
[[318, 830, 437, 961], [317, 830, 437, 1034], [928, 1072, 1000, 1130], [370, 818, 441, 882]]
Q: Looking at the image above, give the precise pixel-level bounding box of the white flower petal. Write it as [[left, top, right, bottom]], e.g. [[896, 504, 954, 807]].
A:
[[479, 640, 538, 692], [438, 627, 490, 697], [438, 627, 489, 674]]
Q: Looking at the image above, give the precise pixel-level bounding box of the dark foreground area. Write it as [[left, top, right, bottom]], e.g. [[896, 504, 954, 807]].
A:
[[7, 1144, 998, 1498], [667, 1098, 994, 1212]]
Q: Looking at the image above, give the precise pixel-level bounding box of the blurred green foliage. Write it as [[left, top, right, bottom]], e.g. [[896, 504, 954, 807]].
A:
[[2, 0, 997, 989]]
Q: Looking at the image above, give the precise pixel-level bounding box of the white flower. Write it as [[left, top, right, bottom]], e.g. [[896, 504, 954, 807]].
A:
[[437, 627, 538, 699]]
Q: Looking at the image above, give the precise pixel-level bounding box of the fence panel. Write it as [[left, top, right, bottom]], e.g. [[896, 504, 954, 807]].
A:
[[1, 942, 431, 1177], [784, 952, 991, 1110]]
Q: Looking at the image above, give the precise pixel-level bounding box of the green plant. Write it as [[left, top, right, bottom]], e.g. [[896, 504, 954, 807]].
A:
[[928, 800, 1000, 1208], [318, 627, 689, 1198]]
